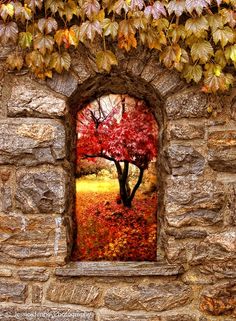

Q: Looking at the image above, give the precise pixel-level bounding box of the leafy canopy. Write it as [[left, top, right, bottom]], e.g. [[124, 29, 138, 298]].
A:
[[76, 95, 158, 207], [0, 0, 236, 92]]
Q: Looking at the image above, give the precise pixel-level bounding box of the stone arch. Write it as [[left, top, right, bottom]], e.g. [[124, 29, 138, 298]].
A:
[[44, 47, 210, 262]]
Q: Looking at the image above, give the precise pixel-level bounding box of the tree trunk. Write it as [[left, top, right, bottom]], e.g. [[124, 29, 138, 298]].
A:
[[114, 160, 144, 208]]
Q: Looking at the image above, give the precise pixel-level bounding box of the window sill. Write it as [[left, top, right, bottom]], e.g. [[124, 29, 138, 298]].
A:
[[55, 260, 184, 277]]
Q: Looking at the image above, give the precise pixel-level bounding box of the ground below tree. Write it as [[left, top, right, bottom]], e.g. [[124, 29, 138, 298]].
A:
[[72, 178, 157, 261]]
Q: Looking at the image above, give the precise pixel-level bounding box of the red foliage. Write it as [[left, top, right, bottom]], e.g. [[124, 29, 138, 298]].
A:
[[72, 191, 157, 261], [77, 96, 157, 170], [76, 95, 158, 207]]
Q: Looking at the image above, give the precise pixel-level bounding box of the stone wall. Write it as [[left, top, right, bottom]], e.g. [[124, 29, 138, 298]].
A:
[[0, 45, 236, 321]]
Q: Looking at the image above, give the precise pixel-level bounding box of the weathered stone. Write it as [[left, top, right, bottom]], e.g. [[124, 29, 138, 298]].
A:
[[16, 167, 67, 213], [0, 119, 65, 165], [55, 261, 184, 277], [47, 72, 79, 97], [1, 186, 12, 212], [208, 131, 236, 172], [166, 209, 223, 228], [0, 268, 12, 277], [99, 313, 196, 321], [231, 95, 236, 120], [165, 89, 208, 119], [200, 261, 236, 279], [166, 145, 205, 176], [32, 284, 43, 304], [163, 236, 196, 264], [0, 213, 23, 242], [18, 268, 49, 281], [182, 268, 215, 285], [227, 183, 236, 225], [166, 229, 208, 239], [200, 282, 236, 316], [104, 283, 192, 312], [168, 122, 205, 140], [46, 281, 101, 306], [71, 49, 96, 83], [7, 82, 66, 117], [0, 307, 95, 321], [140, 56, 164, 83], [151, 70, 183, 97], [0, 281, 27, 303], [191, 230, 236, 265], [165, 176, 225, 227], [0, 214, 67, 266], [165, 175, 224, 208]]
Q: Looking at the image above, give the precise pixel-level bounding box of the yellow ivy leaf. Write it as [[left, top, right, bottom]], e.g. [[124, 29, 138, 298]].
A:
[[207, 14, 224, 32], [96, 50, 118, 72], [191, 40, 214, 63], [213, 26, 235, 47], [25, 50, 44, 68], [182, 64, 203, 83], [50, 51, 71, 73], [0, 21, 18, 45], [185, 16, 209, 37], [34, 33, 55, 55], [0, 4, 14, 22], [160, 44, 181, 68], [102, 18, 119, 39], [45, 0, 64, 14], [215, 49, 227, 67], [6, 52, 24, 71], [18, 31, 33, 49], [118, 33, 137, 51]]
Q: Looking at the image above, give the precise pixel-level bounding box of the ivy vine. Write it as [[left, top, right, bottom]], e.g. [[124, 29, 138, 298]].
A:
[[0, 0, 235, 92]]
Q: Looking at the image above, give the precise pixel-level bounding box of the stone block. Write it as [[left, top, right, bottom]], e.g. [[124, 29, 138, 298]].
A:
[[18, 268, 49, 281], [200, 261, 236, 279], [15, 167, 67, 213], [165, 89, 208, 119], [0, 119, 65, 165], [0, 268, 12, 277], [0, 213, 23, 242], [151, 70, 183, 97], [166, 145, 205, 176], [47, 71, 79, 97], [165, 176, 225, 227], [0, 281, 27, 303], [168, 122, 205, 140], [32, 284, 43, 304], [166, 209, 223, 228], [0, 214, 67, 266], [163, 236, 196, 264], [104, 283, 192, 312], [0, 307, 95, 321], [46, 281, 101, 306], [71, 49, 95, 83], [98, 313, 196, 321], [208, 130, 236, 172], [191, 230, 236, 265], [200, 282, 236, 316], [166, 229, 208, 239], [140, 56, 165, 83], [1, 186, 12, 212], [55, 261, 183, 277], [7, 82, 66, 117]]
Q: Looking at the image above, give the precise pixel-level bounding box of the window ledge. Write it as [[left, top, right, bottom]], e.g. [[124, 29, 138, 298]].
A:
[[55, 261, 184, 277]]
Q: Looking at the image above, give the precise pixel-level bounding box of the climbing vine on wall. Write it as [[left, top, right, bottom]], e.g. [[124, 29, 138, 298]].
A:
[[0, 0, 235, 92]]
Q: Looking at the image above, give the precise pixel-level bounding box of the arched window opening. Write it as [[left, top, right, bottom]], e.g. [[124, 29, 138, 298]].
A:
[[72, 94, 159, 261]]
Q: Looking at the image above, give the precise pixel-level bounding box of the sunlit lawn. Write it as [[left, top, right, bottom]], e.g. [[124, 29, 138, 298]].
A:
[[76, 178, 118, 193]]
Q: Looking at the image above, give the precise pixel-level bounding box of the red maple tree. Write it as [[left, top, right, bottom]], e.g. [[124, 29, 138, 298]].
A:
[[76, 95, 158, 207]]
